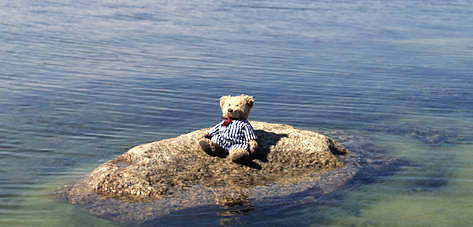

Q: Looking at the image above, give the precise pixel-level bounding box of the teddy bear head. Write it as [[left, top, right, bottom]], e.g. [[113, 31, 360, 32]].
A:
[[219, 94, 254, 120]]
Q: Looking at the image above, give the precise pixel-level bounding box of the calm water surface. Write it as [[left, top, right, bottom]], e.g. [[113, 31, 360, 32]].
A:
[[1, 0, 473, 226]]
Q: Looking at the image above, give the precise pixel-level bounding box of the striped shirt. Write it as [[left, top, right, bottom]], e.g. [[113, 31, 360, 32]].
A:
[[208, 119, 257, 153]]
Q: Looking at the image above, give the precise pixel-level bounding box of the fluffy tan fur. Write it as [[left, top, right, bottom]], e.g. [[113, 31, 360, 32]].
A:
[[220, 94, 254, 120], [199, 94, 258, 163]]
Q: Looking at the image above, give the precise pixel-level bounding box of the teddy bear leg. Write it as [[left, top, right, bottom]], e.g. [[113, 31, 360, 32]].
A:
[[228, 148, 249, 163], [198, 138, 225, 156]]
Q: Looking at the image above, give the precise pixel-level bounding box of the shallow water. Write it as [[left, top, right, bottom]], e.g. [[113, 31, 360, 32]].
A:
[[1, 0, 473, 226]]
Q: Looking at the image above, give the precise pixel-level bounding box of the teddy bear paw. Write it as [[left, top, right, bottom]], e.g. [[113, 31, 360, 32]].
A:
[[248, 140, 258, 154], [229, 148, 249, 163], [198, 138, 224, 157]]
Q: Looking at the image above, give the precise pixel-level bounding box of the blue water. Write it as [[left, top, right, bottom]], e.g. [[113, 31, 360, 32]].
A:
[[1, 0, 473, 226]]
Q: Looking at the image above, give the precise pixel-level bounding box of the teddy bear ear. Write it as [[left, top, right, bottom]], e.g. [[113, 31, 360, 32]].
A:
[[245, 95, 254, 108], [220, 95, 230, 108]]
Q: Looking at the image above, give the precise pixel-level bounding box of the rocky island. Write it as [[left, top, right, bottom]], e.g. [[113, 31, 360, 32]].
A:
[[59, 121, 393, 224]]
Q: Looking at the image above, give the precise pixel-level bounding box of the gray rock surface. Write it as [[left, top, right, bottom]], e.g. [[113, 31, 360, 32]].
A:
[[60, 121, 356, 224]]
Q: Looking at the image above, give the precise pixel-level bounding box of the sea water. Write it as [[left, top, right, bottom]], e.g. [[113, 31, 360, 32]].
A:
[[1, 0, 473, 226]]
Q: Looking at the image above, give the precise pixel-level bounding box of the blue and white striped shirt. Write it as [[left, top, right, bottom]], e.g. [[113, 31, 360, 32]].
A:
[[208, 119, 257, 153]]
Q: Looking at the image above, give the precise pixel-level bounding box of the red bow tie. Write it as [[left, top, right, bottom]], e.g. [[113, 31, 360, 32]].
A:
[[221, 117, 232, 126]]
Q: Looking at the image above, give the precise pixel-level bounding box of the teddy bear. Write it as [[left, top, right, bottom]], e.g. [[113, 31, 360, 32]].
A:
[[198, 94, 258, 163]]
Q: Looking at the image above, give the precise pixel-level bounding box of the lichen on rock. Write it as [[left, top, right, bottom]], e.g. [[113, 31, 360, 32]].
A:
[[61, 121, 352, 224]]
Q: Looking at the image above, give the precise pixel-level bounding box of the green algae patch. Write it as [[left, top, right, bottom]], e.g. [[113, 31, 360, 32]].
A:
[[310, 139, 473, 227]]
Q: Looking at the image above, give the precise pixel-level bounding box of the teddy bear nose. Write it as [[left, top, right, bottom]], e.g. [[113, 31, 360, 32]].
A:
[[228, 108, 233, 112]]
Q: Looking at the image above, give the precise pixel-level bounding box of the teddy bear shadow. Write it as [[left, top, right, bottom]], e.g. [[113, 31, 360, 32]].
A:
[[242, 130, 288, 170]]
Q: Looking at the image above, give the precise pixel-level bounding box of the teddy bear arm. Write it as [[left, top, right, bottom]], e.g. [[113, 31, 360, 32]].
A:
[[248, 139, 258, 154], [203, 132, 211, 139], [205, 123, 221, 139]]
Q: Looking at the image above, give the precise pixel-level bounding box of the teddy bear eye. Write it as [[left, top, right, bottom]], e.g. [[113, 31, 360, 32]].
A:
[[236, 104, 239, 107]]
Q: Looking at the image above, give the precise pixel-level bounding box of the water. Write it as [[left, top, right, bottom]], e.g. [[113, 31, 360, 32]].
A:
[[1, 0, 473, 226]]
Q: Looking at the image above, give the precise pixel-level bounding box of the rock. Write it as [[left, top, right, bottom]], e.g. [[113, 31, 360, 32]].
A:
[[60, 121, 355, 224], [384, 122, 468, 145]]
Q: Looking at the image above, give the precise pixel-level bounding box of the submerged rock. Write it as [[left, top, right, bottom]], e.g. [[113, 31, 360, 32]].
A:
[[61, 121, 360, 224], [387, 122, 467, 145]]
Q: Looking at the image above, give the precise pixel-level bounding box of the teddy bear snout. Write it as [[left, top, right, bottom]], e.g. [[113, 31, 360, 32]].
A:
[[228, 108, 233, 112]]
